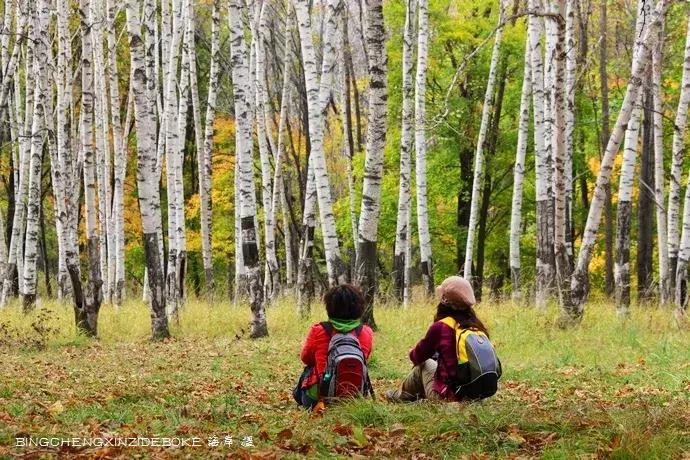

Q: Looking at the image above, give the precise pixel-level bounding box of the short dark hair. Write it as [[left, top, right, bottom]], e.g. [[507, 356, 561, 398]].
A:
[[323, 284, 365, 320]]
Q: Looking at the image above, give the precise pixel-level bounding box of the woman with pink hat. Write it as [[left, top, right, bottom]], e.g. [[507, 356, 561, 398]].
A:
[[386, 276, 501, 402]]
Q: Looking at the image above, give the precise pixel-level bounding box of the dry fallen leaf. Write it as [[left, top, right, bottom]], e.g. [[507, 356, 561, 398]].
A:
[[48, 401, 64, 417], [333, 423, 353, 436], [276, 428, 293, 441], [389, 423, 406, 437]]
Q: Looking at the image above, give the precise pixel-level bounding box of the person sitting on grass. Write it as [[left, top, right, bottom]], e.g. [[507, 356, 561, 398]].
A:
[[386, 276, 501, 402], [293, 284, 374, 409]]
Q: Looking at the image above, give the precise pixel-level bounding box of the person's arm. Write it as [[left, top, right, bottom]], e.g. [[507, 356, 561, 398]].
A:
[[409, 322, 443, 365], [300, 325, 320, 366], [360, 326, 374, 360]]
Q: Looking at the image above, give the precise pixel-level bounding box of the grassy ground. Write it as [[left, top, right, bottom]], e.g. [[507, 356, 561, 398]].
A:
[[0, 295, 689, 459]]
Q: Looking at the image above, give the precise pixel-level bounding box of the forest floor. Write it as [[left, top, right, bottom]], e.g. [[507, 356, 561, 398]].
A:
[[1, 294, 689, 459]]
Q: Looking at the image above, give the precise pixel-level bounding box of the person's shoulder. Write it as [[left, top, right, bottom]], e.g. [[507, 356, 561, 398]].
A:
[[430, 319, 454, 333], [360, 324, 374, 336], [308, 322, 329, 335]]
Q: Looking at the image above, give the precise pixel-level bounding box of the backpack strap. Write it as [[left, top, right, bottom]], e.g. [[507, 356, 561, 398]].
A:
[[439, 316, 457, 330], [320, 321, 334, 337], [365, 371, 375, 398], [439, 317, 472, 362]]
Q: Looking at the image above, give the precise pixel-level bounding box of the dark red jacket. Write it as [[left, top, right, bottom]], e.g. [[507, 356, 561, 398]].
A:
[[299, 323, 374, 388], [409, 320, 459, 399]]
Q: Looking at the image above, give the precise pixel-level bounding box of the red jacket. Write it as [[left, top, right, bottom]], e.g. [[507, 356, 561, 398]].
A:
[[299, 323, 374, 388]]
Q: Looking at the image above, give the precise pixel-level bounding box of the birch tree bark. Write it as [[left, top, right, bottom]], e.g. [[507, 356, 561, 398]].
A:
[[342, 11, 359, 268], [297, 162, 316, 317], [464, 0, 505, 284], [615, 96, 643, 318], [529, 0, 554, 310], [174, 0, 191, 307], [509, 35, 531, 301], [21, 0, 50, 311], [49, 0, 75, 303], [357, 0, 388, 326], [93, 0, 113, 305], [653, 19, 670, 305], [0, 4, 27, 118], [163, 0, 184, 315], [565, 0, 669, 325], [668, 13, 690, 295], [5, 21, 34, 304], [415, 0, 434, 296], [229, 0, 267, 338], [73, 0, 103, 332], [615, 0, 648, 317], [126, 0, 169, 340], [1, 42, 32, 306], [293, 0, 346, 287], [255, 0, 279, 301], [197, 0, 219, 294], [0, 0, 29, 306], [552, 0, 572, 305], [393, 0, 415, 303], [106, 0, 128, 306], [564, 0, 576, 261], [271, 10, 294, 291]]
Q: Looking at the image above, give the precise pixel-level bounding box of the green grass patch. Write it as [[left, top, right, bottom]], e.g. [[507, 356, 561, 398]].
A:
[[0, 296, 689, 458]]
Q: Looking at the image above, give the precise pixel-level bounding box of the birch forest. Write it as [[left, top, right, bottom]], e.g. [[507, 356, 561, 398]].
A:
[[4, 0, 690, 457], [2, 0, 690, 339]]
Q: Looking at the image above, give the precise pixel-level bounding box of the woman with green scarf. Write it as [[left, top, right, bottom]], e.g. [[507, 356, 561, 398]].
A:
[[293, 284, 374, 408]]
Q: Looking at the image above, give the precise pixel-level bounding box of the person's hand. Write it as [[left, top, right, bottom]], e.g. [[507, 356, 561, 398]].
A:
[[312, 400, 326, 415]]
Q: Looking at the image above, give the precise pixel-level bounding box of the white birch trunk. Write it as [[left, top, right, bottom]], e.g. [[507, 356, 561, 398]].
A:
[[356, 0, 387, 325], [93, 0, 113, 305], [297, 160, 317, 316], [52, 0, 75, 302], [2, 5, 33, 306], [415, 0, 433, 295], [293, 0, 346, 287], [255, 0, 279, 301], [126, 0, 169, 339], [271, 11, 294, 291], [0, 7, 26, 117], [668, 13, 690, 295], [393, 0, 416, 303], [529, 0, 554, 311], [464, 0, 505, 283], [197, 0, 219, 294], [614, 0, 648, 318], [564, 0, 576, 260], [106, 0, 128, 306], [234, 156, 245, 302], [653, 20, 670, 305], [551, 0, 571, 305], [173, 0, 191, 307], [615, 99, 643, 318], [509, 35, 531, 302], [163, 0, 184, 315], [21, 0, 50, 311], [229, 0, 267, 338], [78, 0, 104, 331]]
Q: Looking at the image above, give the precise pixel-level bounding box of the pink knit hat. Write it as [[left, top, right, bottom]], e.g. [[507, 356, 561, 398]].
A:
[[436, 276, 476, 309]]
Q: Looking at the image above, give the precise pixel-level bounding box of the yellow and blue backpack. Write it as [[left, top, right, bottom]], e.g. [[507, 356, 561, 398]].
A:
[[440, 317, 502, 400]]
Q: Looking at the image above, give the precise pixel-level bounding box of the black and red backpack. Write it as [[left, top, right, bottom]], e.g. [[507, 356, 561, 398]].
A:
[[318, 322, 374, 400]]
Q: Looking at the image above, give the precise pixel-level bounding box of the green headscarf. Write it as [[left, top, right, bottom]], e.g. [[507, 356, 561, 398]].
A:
[[328, 317, 361, 333]]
